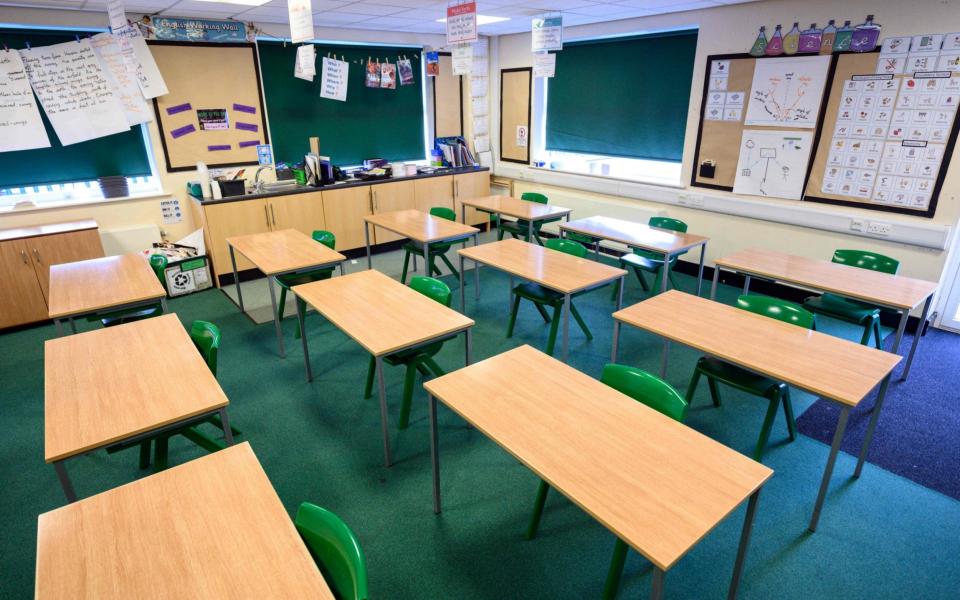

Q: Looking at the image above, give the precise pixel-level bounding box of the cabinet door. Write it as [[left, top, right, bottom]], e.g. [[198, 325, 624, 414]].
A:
[[322, 186, 372, 251], [454, 171, 491, 226], [414, 176, 454, 214], [270, 190, 326, 236], [204, 198, 270, 276], [29, 228, 105, 303], [0, 239, 48, 328], [371, 180, 416, 244]]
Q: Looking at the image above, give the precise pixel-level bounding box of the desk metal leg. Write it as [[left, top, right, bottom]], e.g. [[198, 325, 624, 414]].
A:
[[219, 408, 235, 445], [267, 276, 286, 358], [473, 235, 480, 300], [854, 374, 891, 478], [661, 254, 671, 294], [616, 274, 625, 311], [711, 265, 721, 300], [508, 275, 514, 312], [54, 461, 77, 503], [297, 297, 313, 382], [891, 308, 909, 354], [562, 293, 571, 362], [465, 328, 473, 366], [696, 242, 707, 297], [160, 296, 169, 313], [364, 223, 372, 270], [611, 321, 621, 363], [460, 203, 467, 224], [429, 393, 441, 513], [743, 275, 752, 295], [528, 219, 534, 244], [728, 490, 760, 600], [424, 242, 431, 278], [55, 319, 64, 336], [900, 295, 932, 381], [660, 339, 670, 379], [376, 356, 393, 468], [459, 255, 466, 311], [809, 405, 850, 532], [229, 245, 244, 313], [651, 568, 666, 600], [339, 262, 346, 277], [69, 318, 77, 334]]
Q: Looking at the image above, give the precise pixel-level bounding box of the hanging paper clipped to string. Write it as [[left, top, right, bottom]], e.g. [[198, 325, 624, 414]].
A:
[[531, 14, 563, 52], [106, 0, 128, 32], [365, 57, 380, 88], [0, 49, 51, 152], [380, 61, 396, 89], [446, 1, 477, 45], [294, 44, 316, 81], [452, 44, 472, 75], [288, 0, 314, 44], [320, 55, 348, 102], [533, 52, 555, 78]]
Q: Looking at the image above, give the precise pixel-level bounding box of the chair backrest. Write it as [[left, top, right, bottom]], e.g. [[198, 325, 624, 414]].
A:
[[648, 216, 688, 233], [520, 192, 549, 205], [831, 249, 899, 274], [736, 294, 816, 329], [149, 254, 168, 290], [601, 364, 688, 422], [409, 276, 452, 307], [189, 320, 221, 375], [294, 503, 369, 600], [545, 238, 588, 258], [312, 230, 336, 250], [429, 206, 456, 221]]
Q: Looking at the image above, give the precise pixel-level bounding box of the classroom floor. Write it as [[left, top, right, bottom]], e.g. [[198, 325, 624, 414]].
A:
[[3, 256, 959, 599]]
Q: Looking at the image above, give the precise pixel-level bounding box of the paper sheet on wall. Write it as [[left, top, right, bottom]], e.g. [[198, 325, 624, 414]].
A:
[[471, 96, 487, 116], [452, 45, 472, 75], [470, 76, 487, 97], [0, 50, 51, 152], [106, 0, 127, 31], [533, 52, 555, 78], [20, 40, 130, 146], [733, 129, 813, 200], [288, 0, 315, 44], [295, 44, 316, 81], [320, 57, 348, 102], [119, 32, 168, 99], [90, 33, 152, 126], [474, 135, 489, 153], [473, 116, 488, 135], [744, 55, 830, 128]]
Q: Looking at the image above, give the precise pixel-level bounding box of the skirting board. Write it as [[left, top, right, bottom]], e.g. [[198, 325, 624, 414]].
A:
[[495, 164, 954, 250]]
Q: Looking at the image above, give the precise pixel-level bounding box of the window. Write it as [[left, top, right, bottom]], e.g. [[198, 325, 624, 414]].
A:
[[257, 40, 427, 167], [537, 29, 698, 184]]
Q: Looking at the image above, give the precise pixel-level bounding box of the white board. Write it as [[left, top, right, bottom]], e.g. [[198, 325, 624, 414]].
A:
[[733, 129, 813, 200], [744, 55, 830, 128], [0, 49, 51, 152]]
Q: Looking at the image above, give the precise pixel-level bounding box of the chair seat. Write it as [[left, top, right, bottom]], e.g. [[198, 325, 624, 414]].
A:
[[95, 305, 163, 327], [697, 357, 781, 397], [564, 232, 595, 245], [803, 293, 880, 324], [402, 240, 452, 254], [514, 282, 563, 304], [619, 252, 663, 272], [277, 268, 335, 290], [385, 341, 444, 365]]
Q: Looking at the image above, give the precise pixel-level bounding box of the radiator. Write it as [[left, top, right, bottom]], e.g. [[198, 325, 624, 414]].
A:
[[100, 224, 162, 256]]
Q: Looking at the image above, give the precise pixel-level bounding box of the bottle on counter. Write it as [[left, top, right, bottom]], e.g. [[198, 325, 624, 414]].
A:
[[765, 24, 784, 56], [850, 15, 882, 52], [833, 20, 855, 52], [819, 20, 837, 54], [749, 26, 768, 56], [783, 22, 801, 55], [799, 23, 822, 53]]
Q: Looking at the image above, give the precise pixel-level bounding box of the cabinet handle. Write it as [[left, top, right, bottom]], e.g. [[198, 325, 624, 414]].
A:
[[33, 248, 41, 263], [264, 205, 271, 228], [455, 180, 459, 197], [270, 204, 277, 228], [20, 250, 28, 264], [372, 190, 377, 211]]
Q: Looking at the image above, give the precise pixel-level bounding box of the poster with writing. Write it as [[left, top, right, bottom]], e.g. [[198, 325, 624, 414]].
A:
[[533, 52, 555, 78], [90, 33, 151, 126], [20, 40, 129, 146], [120, 33, 168, 98], [320, 57, 348, 102], [106, 0, 127, 32], [294, 44, 315, 81], [745, 55, 830, 128], [0, 50, 50, 152], [288, 0, 315, 45], [532, 16, 563, 52], [452, 44, 472, 75], [446, 1, 477, 44]]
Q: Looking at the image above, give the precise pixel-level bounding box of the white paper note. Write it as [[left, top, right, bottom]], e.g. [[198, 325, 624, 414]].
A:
[[20, 40, 130, 146], [120, 33, 168, 99], [744, 55, 830, 128], [452, 45, 472, 75], [0, 49, 51, 152], [533, 52, 555, 78], [90, 33, 151, 126], [295, 44, 315, 81], [471, 96, 487, 116], [106, 0, 127, 32], [288, 0, 315, 45], [733, 129, 813, 199], [320, 57, 347, 102]]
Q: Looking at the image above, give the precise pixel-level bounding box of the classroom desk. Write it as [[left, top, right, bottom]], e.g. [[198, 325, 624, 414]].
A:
[[457, 239, 626, 362], [226, 228, 346, 358], [560, 215, 711, 295], [711, 248, 937, 380], [460, 195, 572, 242], [44, 314, 235, 503], [47, 253, 167, 336], [423, 345, 772, 600], [363, 208, 479, 273], [612, 291, 901, 532], [36, 442, 334, 599], [293, 269, 475, 467]]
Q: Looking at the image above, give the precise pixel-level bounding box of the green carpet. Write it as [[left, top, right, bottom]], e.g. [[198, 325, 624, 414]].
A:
[[2, 263, 959, 599]]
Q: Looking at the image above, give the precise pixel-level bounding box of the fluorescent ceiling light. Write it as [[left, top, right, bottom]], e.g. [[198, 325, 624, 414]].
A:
[[192, 0, 271, 6], [437, 15, 510, 25]]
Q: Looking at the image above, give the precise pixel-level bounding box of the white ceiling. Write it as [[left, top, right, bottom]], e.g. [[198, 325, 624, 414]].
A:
[[0, 0, 761, 35]]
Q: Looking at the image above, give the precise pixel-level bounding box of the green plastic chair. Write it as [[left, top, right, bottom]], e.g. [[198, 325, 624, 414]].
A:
[[497, 192, 562, 245], [802, 249, 900, 348], [686, 295, 815, 461], [362, 276, 452, 429], [611, 217, 687, 300], [294, 502, 369, 600], [400, 207, 461, 283], [506, 239, 593, 356], [96, 254, 168, 327], [526, 364, 688, 599], [277, 231, 337, 339]]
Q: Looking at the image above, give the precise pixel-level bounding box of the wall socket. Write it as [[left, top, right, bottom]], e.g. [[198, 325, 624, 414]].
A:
[[678, 193, 704, 207], [867, 221, 892, 236], [849, 219, 864, 232]]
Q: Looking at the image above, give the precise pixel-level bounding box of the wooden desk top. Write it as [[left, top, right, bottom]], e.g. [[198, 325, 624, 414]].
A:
[[424, 345, 772, 571], [715, 248, 937, 310], [458, 238, 625, 294], [44, 314, 229, 463], [561, 216, 709, 255], [0, 219, 98, 243], [226, 229, 346, 276], [47, 253, 166, 319], [36, 443, 334, 599], [293, 269, 474, 356], [615, 291, 901, 406], [461, 195, 572, 221], [364, 209, 479, 243]]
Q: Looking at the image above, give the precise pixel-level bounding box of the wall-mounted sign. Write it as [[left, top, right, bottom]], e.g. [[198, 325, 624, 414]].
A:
[[446, 2, 477, 45], [149, 17, 248, 43], [197, 108, 228, 130], [533, 52, 556, 78], [532, 16, 563, 52]]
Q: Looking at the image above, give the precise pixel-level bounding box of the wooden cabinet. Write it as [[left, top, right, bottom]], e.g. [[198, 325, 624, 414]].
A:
[[0, 239, 49, 328], [414, 176, 454, 214], [29, 229, 105, 302], [371, 180, 416, 244], [454, 171, 491, 226], [203, 198, 270, 274], [270, 190, 326, 236], [322, 186, 373, 251]]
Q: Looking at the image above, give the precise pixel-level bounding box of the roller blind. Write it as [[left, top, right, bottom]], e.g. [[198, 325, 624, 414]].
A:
[[257, 41, 426, 167], [545, 30, 698, 162], [0, 28, 153, 188]]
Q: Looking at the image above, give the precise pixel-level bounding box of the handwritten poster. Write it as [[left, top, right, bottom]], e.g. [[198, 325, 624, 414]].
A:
[[288, 0, 315, 45], [119, 32, 168, 99], [90, 33, 151, 126], [20, 40, 129, 146], [320, 57, 348, 102], [0, 50, 51, 152], [446, 1, 477, 44]]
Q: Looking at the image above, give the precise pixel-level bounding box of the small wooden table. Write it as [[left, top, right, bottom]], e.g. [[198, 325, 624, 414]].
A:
[[460, 195, 572, 243], [424, 345, 772, 600], [226, 229, 346, 358], [612, 290, 901, 532], [48, 253, 167, 336], [711, 248, 937, 380], [45, 314, 235, 503], [458, 239, 626, 361], [293, 269, 475, 467], [36, 442, 334, 599], [362, 208, 480, 274], [561, 215, 711, 295]]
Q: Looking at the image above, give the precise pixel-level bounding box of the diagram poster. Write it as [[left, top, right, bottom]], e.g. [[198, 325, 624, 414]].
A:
[[745, 55, 830, 128], [733, 129, 813, 200]]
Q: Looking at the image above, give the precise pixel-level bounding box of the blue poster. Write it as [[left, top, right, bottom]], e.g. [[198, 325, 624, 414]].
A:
[[149, 17, 249, 43]]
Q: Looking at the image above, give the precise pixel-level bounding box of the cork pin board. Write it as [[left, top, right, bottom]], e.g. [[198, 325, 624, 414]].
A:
[[433, 53, 463, 138], [150, 41, 268, 172]]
